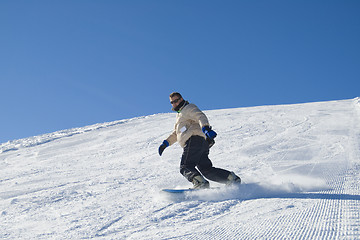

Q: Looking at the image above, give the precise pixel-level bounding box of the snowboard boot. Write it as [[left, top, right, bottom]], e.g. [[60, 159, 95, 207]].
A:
[[226, 172, 241, 185], [192, 175, 210, 189]]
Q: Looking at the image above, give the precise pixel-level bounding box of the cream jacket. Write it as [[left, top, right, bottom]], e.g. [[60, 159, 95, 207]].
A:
[[166, 102, 210, 148]]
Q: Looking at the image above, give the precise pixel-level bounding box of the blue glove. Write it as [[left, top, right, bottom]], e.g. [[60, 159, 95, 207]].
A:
[[158, 140, 169, 156], [202, 126, 217, 139]]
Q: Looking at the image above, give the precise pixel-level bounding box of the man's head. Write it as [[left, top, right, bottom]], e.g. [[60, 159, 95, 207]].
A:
[[169, 92, 183, 109]]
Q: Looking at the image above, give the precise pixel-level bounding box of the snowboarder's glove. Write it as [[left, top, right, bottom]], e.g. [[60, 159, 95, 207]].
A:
[[202, 126, 217, 140], [158, 140, 169, 156]]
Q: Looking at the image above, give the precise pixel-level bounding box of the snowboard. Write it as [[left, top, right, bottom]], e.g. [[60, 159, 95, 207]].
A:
[[162, 188, 196, 193], [162, 187, 220, 193]]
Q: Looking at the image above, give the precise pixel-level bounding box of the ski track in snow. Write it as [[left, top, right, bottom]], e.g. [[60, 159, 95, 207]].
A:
[[0, 98, 360, 239]]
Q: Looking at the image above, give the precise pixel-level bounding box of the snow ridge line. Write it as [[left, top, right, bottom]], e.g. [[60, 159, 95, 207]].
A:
[[95, 216, 123, 237], [0, 116, 149, 154], [351, 97, 360, 159], [354, 97, 360, 115]]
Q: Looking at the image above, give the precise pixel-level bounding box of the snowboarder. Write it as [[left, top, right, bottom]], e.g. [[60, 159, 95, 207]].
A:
[[158, 92, 241, 189]]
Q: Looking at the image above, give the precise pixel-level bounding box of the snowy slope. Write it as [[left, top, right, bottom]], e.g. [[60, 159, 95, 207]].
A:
[[1, 98, 360, 239]]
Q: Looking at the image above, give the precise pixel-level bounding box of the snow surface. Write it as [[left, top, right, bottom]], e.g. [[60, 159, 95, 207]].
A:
[[1, 98, 360, 239]]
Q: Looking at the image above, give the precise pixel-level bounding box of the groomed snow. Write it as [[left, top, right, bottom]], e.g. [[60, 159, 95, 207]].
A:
[[1, 98, 360, 239]]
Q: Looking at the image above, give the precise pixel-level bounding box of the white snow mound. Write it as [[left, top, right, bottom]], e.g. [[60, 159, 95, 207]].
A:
[[1, 98, 360, 239]]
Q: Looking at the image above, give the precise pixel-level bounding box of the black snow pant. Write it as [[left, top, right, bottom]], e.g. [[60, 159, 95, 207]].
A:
[[180, 136, 230, 184]]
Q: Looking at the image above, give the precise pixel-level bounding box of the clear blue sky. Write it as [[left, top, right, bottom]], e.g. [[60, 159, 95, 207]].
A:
[[1, 0, 359, 143]]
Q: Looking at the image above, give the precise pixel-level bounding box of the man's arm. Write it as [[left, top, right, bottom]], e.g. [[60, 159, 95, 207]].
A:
[[166, 130, 177, 146], [186, 104, 210, 128], [187, 104, 217, 140], [159, 130, 177, 156]]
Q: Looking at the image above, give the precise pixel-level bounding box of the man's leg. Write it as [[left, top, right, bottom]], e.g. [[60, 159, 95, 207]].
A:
[[197, 138, 240, 184], [198, 154, 231, 183], [180, 137, 209, 188]]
